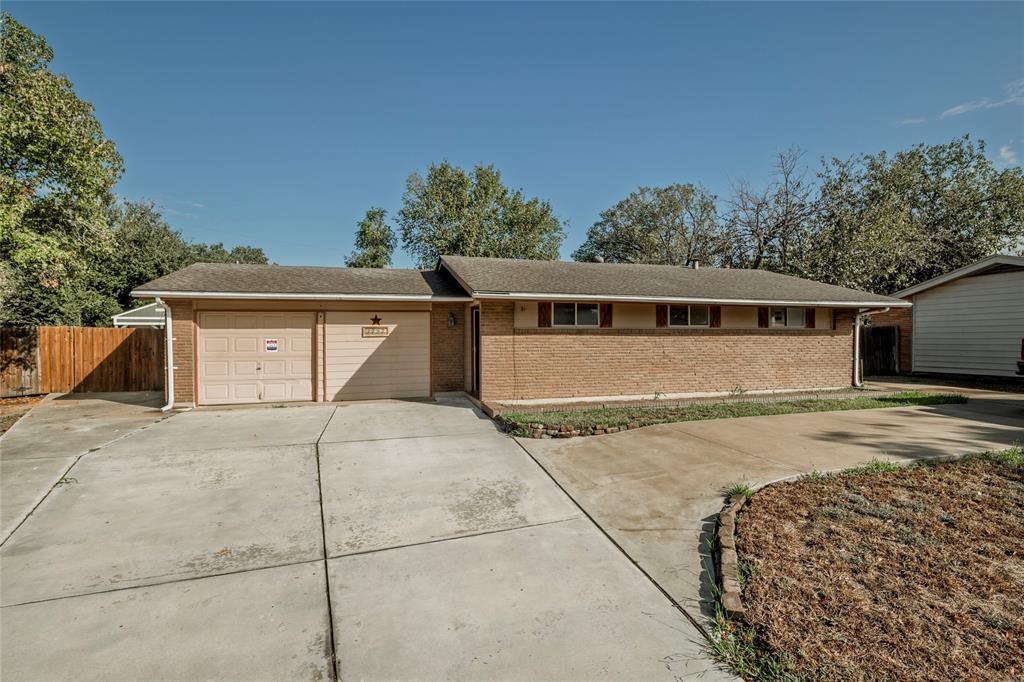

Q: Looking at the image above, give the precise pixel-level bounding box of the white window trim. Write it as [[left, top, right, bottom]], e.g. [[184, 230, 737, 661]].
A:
[[770, 306, 808, 329], [668, 304, 711, 328], [552, 302, 601, 328]]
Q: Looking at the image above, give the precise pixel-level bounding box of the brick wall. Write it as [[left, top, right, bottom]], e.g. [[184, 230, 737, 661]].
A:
[[869, 302, 913, 373], [478, 300, 856, 402], [167, 299, 195, 406], [430, 303, 466, 393]]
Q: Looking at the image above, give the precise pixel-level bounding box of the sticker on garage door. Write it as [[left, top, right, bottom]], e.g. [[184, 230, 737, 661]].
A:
[[265, 338, 279, 352]]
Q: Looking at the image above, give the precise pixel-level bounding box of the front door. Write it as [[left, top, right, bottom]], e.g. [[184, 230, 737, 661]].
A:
[[471, 307, 481, 396]]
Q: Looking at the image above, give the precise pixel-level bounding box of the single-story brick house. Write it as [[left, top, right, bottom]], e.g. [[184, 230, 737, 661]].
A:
[[132, 256, 909, 408], [870, 254, 1024, 378]]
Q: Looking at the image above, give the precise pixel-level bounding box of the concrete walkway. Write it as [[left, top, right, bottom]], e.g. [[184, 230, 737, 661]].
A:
[[0, 392, 166, 542], [1, 395, 731, 681], [517, 381, 1024, 622]]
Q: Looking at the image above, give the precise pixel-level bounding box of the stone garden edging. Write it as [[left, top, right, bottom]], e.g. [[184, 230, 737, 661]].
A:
[[717, 494, 748, 619]]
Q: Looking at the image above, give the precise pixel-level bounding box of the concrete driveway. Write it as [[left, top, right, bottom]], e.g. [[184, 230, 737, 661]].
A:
[[1, 391, 167, 542], [0, 395, 729, 681], [517, 381, 1024, 621]]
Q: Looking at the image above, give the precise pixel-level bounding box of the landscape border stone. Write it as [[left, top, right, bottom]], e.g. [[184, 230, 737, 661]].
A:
[[717, 493, 748, 619]]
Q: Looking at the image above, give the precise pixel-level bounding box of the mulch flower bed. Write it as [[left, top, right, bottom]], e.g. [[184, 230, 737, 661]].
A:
[[725, 452, 1024, 681], [0, 395, 43, 436]]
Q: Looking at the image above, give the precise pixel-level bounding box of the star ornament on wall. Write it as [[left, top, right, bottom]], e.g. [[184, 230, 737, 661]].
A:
[[370, 315, 382, 325]]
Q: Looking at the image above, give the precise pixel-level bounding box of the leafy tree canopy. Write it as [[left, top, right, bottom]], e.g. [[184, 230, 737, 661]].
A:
[[800, 136, 1024, 293], [572, 184, 728, 266], [576, 137, 1023, 294], [398, 161, 564, 267], [345, 208, 395, 268], [0, 11, 123, 287]]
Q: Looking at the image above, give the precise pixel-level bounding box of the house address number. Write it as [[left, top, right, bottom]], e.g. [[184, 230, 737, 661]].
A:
[[361, 326, 389, 338]]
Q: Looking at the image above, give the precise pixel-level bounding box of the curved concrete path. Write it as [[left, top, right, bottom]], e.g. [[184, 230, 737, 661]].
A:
[[1, 395, 732, 681], [517, 381, 1024, 621]]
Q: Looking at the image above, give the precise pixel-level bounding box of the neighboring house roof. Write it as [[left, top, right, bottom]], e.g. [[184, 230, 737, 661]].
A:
[[111, 301, 166, 326], [438, 256, 910, 307], [132, 263, 472, 300], [892, 254, 1024, 298]]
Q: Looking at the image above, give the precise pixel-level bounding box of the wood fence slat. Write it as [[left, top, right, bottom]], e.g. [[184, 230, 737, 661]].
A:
[[1, 326, 164, 395]]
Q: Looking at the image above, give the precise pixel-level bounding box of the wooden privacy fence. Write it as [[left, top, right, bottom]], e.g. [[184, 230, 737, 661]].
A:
[[1, 326, 164, 397]]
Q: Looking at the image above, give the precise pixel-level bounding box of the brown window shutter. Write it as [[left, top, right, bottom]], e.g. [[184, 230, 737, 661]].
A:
[[805, 307, 816, 329], [538, 302, 551, 328], [709, 305, 722, 328], [757, 306, 769, 328], [600, 303, 613, 328], [656, 304, 668, 328]]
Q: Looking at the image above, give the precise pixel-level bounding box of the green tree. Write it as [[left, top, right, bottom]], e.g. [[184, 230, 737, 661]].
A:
[[345, 208, 395, 268], [187, 241, 268, 265], [0, 12, 123, 297], [572, 183, 728, 265], [398, 161, 564, 267], [799, 136, 1024, 293]]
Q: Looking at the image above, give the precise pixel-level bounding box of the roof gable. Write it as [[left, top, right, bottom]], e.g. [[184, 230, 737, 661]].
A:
[[892, 255, 1024, 298]]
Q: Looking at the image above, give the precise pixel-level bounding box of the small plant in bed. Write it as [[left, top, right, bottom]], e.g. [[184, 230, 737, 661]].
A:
[[712, 446, 1024, 681], [501, 391, 966, 437]]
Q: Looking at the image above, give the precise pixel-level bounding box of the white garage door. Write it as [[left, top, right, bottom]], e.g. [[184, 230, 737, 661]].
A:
[[324, 311, 430, 400], [198, 312, 314, 405]]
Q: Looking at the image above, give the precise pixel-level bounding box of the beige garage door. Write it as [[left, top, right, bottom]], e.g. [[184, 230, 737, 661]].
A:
[[198, 312, 314, 405], [325, 311, 430, 400]]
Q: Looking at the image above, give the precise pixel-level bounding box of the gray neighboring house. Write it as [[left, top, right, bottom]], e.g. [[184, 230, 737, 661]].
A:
[[884, 255, 1024, 378], [111, 301, 166, 328]]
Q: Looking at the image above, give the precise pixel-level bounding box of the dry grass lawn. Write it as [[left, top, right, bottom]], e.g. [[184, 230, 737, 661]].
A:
[[721, 450, 1024, 681]]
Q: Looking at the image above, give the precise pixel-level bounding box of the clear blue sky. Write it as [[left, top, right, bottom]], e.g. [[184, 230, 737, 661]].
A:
[[10, 2, 1024, 267]]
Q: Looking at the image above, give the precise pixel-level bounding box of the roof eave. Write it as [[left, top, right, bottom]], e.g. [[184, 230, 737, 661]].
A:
[[130, 289, 473, 302], [468, 291, 911, 307], [891, 254, 1024, 298]]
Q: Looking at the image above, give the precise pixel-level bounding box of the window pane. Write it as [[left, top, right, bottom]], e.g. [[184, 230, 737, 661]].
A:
[[771, 307, 786, 327], [553, 303, 576, 326], [576, 303, 599, 326], [690, 305, 709, 326], [669, 305, 689, 326], [786, 307, 805, 328]]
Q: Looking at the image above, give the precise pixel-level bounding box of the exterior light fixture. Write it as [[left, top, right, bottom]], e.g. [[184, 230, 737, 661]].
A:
[[447, 312, 457, 328]]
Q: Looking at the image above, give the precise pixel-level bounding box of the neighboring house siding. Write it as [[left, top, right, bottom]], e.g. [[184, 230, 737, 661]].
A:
[[869, 303, 913, 373], [430, 303, 466, 393], [911, 271, 1024, 377], [479, 300, 855, 402]]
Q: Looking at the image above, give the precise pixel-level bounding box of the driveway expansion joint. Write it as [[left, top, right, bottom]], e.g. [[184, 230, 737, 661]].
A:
[[314, 406, 340, 682], [0, 556, 327, 609], [509, 436, 714, 643], [326, 514, 585, 560]]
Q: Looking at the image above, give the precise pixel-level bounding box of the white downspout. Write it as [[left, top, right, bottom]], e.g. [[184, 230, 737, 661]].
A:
[[157, 297, 175, 412], [853, 307, 891, 388]]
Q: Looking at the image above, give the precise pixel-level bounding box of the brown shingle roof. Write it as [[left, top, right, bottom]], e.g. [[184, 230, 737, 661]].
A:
[[132, 263, 470, 299], [439, 256, 909, 307]]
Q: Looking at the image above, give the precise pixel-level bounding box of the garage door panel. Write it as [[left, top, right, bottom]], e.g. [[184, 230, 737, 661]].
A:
[[197, 311, 314, 405], [203, 361, 229, 377], [324, 311, 430, 401], [203, 337, 230, 353], [232, 337, 259, 353]]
